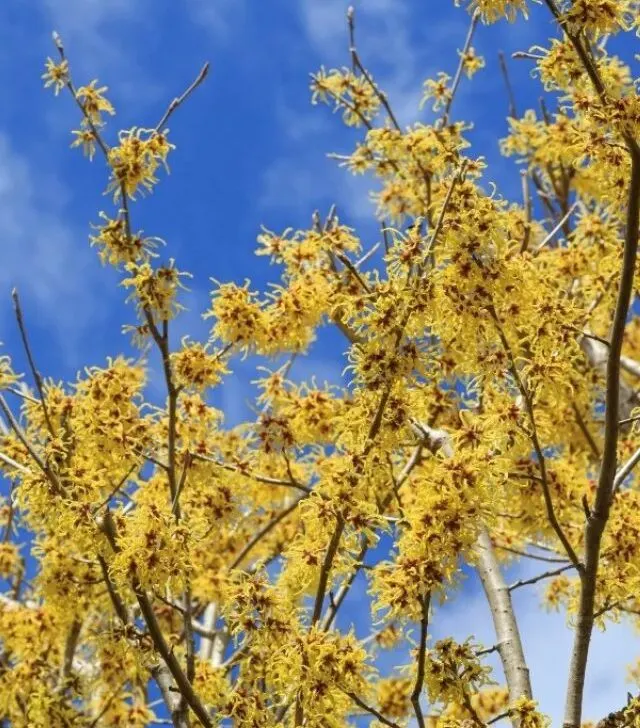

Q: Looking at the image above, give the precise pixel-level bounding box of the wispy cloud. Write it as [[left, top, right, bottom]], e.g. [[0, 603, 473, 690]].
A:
[[0, 131, 110, 351], [41, 0, 163, 108], [184, 0, 246, 40]]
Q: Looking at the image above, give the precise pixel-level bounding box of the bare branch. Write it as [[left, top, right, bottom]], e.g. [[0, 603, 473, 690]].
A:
[[229, 495, 306, 571], [312, 516, 345, 625], [562, 141, 640, 728], [613, 447, 640, 495], [441, 8, 482, 125], [508, 563, 576, 592], [155, 62, 210, 132], [12, 289, 55, 437], [344, 689, 401, 728], [498, 51, 518, 118]]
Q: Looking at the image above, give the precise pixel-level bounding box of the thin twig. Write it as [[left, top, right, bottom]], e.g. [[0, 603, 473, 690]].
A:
[[98, 510, 212, 727], [345, 689, 401, 728], [571, 402, 600, 460], [311, 516, 345, 624], [191, 452, 311, 494], [493, 543, 571, 564], [498, 51, 518, 118], [519, 170, 533, 253], [12, 289, 55, 437], [155, 63, 210, 132], [612, 446, 640, 495], [441, 8, 481, 125], [0, 393, 60, 493], [508, 563, 576, 592], [97, 554, 129, 626], [535, 201, 578, 253], [490, 311, 582, 571], [92, 464, 137, 515], [229, 496, 306, 571], [0, 451, 31, 475]]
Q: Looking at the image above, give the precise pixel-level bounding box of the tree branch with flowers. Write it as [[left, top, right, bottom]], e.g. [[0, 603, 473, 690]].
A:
[[2, 0, 640, 726]]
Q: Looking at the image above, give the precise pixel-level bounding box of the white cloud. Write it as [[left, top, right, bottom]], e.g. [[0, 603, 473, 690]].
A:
[[0, 132, 109, 351], [185, 0, 246, 39]]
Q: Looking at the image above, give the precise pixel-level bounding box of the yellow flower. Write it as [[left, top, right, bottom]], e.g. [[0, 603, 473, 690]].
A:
[[42, 57, 68, 94], [459, 47, 485, 78], [76, 79, 115, 123], [70, 125, 97, 160]]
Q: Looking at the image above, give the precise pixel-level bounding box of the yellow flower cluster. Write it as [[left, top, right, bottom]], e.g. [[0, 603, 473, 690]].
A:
[[311, 67, 381, 127], [107, 127, 175, 199]]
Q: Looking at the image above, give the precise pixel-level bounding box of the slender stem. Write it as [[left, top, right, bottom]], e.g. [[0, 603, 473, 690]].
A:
[[563, 145, 640, 728], [320, 536, 369, 631], [11, 289, 55, 437], [311, 516, 345, 625], [498, 51, 518, 118], [345, 690, 401, 728], [571, 402, 600, 460], [155, 63, 210, 132], [0, 393, 61, 493], [191, 452, 311, 494], [97, 555, 129, 626], [490, 311, 582, 571], [441, 8, 481, 125], [613, 446, 640, 495], [410, 592, 431, 728], [229, 496, 306, 571], [60, 618, 82, 683], [508, 562, 576, 592]]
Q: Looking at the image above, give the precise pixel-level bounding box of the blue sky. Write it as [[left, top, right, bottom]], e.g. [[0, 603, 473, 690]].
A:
[[1, 0, 639, 724]]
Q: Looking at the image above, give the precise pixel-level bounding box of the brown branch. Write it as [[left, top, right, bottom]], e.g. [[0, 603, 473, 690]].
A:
[[92, 464, 137, 515], [563, 145, 640, 728], [60, 618, 82, 683], [410, 592, 431, 728], [540, 0, 607, 102], [137, 582, 211, 726], [441, 8, 481, 125], [228, 496, 306, 571], [97, 511, 212, 727], [508, 563, 576, 592], [97, 555, 129, 626], [12, 289, 55, 437], [155, 62, 210, 132], [0, 393, 61, 494], [571, 402, 600, 460], [493, 543, 571, 565], [344, 689, 402, 728], [320, 536, 369, 631], [191, 452, 312, 494], [311, 516, 345, 625], [490, 310, 582, 571], [498, 51, 518, 119], [519, 170, 533, 253], [87, 682, 129, 728]]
